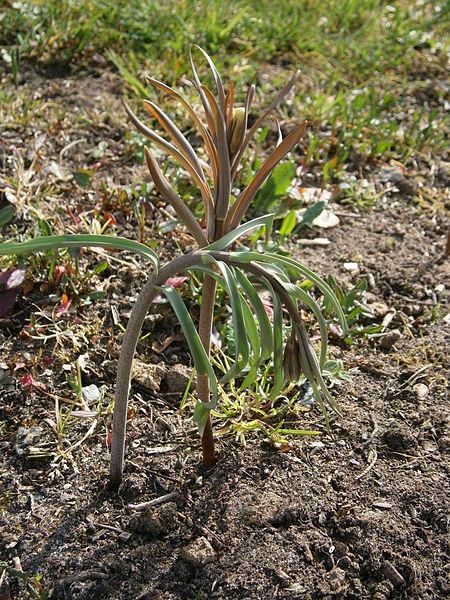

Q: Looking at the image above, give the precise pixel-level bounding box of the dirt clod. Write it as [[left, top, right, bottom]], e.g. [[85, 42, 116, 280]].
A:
[[181, 536, 216, 566]]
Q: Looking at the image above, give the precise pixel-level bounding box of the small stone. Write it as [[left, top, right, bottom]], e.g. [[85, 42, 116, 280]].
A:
[[343, 262, 359, 273], [372, 500, 393, 510], [118, 531, 132, 542], [133, 360, 166, 391], [327, 567, 346, 592], [370, 302, 389, 318], [165, 364, 194, 393], [181, 536, 216, 566], [82, 384, 100, 404], [379, 329, 402, 350], [413, 383, 429, 399]]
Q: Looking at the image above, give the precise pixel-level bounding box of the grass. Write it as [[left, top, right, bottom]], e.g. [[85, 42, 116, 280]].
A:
[[1, 1, 448, 169]]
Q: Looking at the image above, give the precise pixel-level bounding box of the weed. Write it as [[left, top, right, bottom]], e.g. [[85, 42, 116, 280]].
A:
[[1, 48, 347, 491]]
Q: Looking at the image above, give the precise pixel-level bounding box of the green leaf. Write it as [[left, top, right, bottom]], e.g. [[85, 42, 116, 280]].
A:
[[73, 170, 93, 188], [214, 262, 249, 383], [298, 200, 327, 228], [234, 269, 273, 361], [279, 209, 297, 237], [229, 251, 348, 335], [284, 282, 328, 368], [254, 161, 296, 211], [0, 234, 159, 271], [374, 139, 393, 155], [269, 291, 284, 400], [0, 205, 15, 227], [161, 284, 218, 436], [238, 294, 262, 389], [206, 213, 274, 251]]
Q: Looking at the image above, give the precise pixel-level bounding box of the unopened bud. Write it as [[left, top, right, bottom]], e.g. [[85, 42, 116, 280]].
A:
[[230, 107, 246, 155], [283, 329, 302, 383]]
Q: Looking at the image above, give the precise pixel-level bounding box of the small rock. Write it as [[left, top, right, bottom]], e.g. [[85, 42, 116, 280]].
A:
[[165, 364, 194, 393], [343, 262, 359, 273], [327, 567, 346, 592], [379, 166, 415, 195], [372, 500, 393, 510], [312, 208, 340, 229], [181, 536, 216, 566], [82, 384, 100, 404], [370, 302, 390, 318], [413, 383, 429, 399], [133, 360, 166, 391], [379, 329, 402, 350]]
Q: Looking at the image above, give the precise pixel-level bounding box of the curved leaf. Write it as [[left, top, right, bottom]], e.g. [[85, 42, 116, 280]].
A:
[[160, 284, 218, 435], [228, 251, 347, 334], [206, 214, 274, 251], [0, 234, 159, 271]]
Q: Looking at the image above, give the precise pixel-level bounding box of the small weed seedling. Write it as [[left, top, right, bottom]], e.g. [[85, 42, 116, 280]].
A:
[[0, 48, 347, 490]]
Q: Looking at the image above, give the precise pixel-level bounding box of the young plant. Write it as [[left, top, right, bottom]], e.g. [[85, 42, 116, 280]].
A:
[[0, 47, 347, 491]]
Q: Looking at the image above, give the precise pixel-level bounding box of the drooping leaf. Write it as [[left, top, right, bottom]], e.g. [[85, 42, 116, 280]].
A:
[[0, 235, 159, 271], [269, 291, 284, 400]]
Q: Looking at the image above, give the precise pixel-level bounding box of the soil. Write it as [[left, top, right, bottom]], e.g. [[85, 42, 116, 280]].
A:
[[0, 69, 449, 600]]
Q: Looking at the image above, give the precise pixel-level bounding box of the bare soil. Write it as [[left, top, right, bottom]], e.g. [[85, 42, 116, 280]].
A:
[[0, 69, 449, 599]]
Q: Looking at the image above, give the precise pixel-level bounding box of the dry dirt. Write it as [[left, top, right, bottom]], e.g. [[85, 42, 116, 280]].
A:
[[0, 69, 449, 599]]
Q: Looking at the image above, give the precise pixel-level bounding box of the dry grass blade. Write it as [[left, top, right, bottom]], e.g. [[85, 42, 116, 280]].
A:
[[144, 147, 208, 247], [227, 121, 307, 229], [143, 100, 206, 181]]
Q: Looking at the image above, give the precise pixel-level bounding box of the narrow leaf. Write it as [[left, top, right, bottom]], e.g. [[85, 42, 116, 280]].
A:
[[269, 291, 284, 400], [0, 235, 159, 270], [231, 71, 301, 176], [161, 284, 218, 434], [227, 122, 307, 229], [206, 214, 274, 251], [144, 147, 208, 247], [146, 75, 219, 182], [143, 100, 206, 181]]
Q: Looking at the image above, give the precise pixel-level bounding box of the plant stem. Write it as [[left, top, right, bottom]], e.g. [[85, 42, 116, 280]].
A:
[[109, 251, 204, 490], [197, 273, 217, 468]]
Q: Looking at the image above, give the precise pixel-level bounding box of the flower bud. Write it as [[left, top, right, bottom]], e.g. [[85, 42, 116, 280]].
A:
[[283, 329, 302, 383], [229, 107, 246, 155]]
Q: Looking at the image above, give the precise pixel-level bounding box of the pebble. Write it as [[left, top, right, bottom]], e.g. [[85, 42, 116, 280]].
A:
[[15, 426, 43, 456], [181, 536, 216, 566], [327, 567, 346, 592], [414, 383, 429, 399], [343, 262, 359, 273], [82, 384, 100, 404], [132, 360, 166, 391], [370, 302, 390, 318]]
